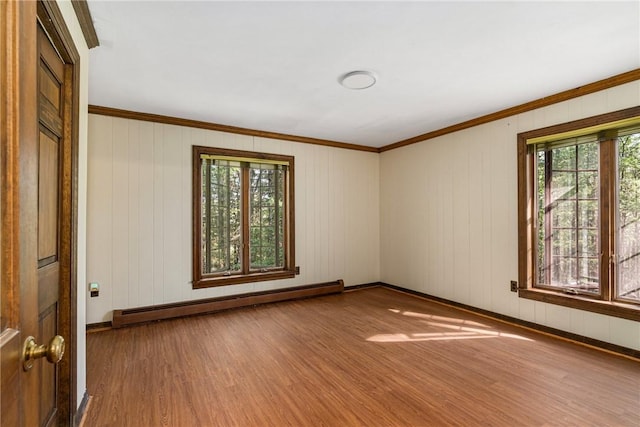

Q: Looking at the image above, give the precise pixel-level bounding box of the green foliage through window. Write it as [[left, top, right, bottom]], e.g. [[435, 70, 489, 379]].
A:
[[617, 132, 640, 300], [193, 146, 295, 288], [533, 128, 640, 303]]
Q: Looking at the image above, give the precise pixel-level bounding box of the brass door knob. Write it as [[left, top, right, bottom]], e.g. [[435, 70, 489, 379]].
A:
[[22, 335, 65, 371]]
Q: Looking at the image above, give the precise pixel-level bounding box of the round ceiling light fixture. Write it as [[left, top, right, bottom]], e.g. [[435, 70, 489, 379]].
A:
[[339, 70, 377, 90]]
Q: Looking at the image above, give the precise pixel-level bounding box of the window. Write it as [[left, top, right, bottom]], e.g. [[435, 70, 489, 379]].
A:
[[518, 106, 640, 321], [192, 146, 295, 288]]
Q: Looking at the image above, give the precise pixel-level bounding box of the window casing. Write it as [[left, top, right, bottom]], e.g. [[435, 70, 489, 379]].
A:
[[193, 146, 295, 288], [518, 106, 640, 321]]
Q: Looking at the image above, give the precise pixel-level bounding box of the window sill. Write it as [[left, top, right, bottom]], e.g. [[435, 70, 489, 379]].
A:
[[193, 270, 296, 289], [519, 288, 640, 322]]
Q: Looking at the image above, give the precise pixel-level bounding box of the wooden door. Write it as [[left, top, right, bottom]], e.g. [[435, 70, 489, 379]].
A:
[[1, 2, 74, 425], [34, 23, 66, 427]]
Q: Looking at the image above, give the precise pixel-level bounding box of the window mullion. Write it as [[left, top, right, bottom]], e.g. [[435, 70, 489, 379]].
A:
[[599, 133, 616, 301], [544, 150, 552, 285], [203, 159, 211, 273], [275, 170, 280, 267], [241, 165, 250, 275]]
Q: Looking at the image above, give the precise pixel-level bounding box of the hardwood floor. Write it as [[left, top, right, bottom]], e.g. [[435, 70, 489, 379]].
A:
[[85, 287, 640, 426]]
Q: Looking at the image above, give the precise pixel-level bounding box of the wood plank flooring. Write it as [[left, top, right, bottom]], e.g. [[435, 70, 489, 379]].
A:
[[85, 287, 640, 426]]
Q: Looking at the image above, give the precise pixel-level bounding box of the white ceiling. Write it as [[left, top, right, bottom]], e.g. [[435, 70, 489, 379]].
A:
[[87, 1, 640, 148]]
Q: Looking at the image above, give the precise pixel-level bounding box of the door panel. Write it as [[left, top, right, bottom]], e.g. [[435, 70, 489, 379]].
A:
[[38, 130, 60, 265]]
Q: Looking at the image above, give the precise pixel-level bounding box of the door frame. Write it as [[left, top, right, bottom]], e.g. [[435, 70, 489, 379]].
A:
[[1, 0, 79, 424]]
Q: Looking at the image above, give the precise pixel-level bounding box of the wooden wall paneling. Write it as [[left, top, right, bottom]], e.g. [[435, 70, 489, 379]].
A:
[[353, 151, 371, 284], [137, 121, 155, 307], [452, 137, 471, 304], [299, 145, 313, 281], [345, 153, 364, 284], [493, 121, 518, 317], [609, 317, 639, 350], [326, 149, 336, 280], [180, 127, 190, 300], [425, 148, 438, 294], [468, 136, 485, 308], [421, 163, 431, 291], [332, 150, 346, 283], [517, 295, 537, 324], [161, 125, 182, 303], [363, 154, 381, 283], [438, 139, 451, 297], [403, 146, 418, 289], [566, 97, 584, 126], [546, 304, 572, 333], [503, 119, 521, 309], [411, 145, 427, 291], [228, 131, 254, 152], [127, 120, 140, 308], [179, 128, 193, 302], [484, 125, 502, 313], [583, 311, 610, 343], [408, 147, 425, 290], [533, 300, 546, 326], [541, 100, 570, 129], [582, 89, 609, 119], [152, 123, 165, 305], [568, 308, 586, 336], [317, 146, 330, 281], [377, 154, 390, 283], [605, 82, 639, 111], [286, 143, 304, 284], [305, 144, 317, 281], [441, 141, 455, 301], [87, 115, 113, 322], [308, 145, 319, 281], [480, 137, 495, 311], [367, 153, 381, 283], [345, 153, 359, 284], [111, 117, 129, 311], [311, 144, 323, 281]]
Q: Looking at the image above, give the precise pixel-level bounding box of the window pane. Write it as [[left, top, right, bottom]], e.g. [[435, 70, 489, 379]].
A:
[[617, 132, 640, 302], [578, 142, 598, 170], [537, 142, 599, 292], [201, 159, 241, 274], [553, 201, 576, 228], [551, 172, 576, 201], [552, 229, 576, 257], [249, 165, 285, 270], [552, 145, 576, 170], [577, 171, 598, 198], [550, 257, 576, 286], [578, 200, 598, 228]]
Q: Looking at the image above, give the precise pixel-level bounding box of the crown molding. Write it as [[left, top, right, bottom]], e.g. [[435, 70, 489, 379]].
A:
[[71, 0, 99, 49], [88, 105, 379, 153], [380, 68, 640, 152]]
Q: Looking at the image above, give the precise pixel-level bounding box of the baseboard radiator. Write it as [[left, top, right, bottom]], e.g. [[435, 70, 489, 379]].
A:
[[111, 279, 344, 328]]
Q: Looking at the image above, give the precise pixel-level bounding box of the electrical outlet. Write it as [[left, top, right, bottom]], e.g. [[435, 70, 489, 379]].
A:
[[510, 280, 518, 292], [295, 266, 300, 275], [89, 282, 100, 297]]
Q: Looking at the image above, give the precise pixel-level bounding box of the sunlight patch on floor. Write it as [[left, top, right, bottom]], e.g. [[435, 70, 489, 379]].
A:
[[368, 309, 533, 343]]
